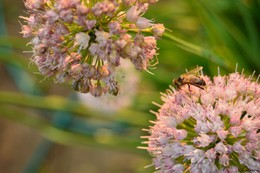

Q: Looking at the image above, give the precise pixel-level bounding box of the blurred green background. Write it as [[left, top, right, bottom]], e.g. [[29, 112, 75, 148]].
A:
[[0, 0, 259, 173]]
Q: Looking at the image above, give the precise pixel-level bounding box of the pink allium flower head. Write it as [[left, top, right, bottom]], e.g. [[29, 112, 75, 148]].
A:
[[20, 0, 163, 96], [143, 69, 260, 172]]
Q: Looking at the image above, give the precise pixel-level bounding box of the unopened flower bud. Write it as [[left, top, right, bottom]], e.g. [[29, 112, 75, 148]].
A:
[[126, 6, 140, 22], [34, 44, 48, 55], [153, 23, 165, 37], [91, 83, 103, 97], [81, 80, 91, 93], [20, 25, 33, 37], [98, 65, 110, 78], [136, 17, 153, 29]]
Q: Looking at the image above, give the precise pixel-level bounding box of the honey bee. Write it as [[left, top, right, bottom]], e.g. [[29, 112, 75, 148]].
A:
[[173, 66, 206, 90]]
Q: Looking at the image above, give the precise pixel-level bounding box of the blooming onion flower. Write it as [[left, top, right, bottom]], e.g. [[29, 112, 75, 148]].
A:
[[20, 0, 164, 96], [143, 70, 260, 172]]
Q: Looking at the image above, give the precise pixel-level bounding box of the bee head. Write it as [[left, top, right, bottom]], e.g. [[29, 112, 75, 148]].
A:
[[173, 77, 182, 88]]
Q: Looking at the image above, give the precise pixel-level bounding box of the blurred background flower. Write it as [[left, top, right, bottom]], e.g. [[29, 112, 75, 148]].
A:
[[0, 0, 259, 173]]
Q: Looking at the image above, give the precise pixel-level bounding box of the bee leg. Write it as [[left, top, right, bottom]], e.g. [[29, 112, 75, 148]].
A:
[[188, 84, 191, 91], [193, 84, 204, 90], [199, 86, 205, 90]]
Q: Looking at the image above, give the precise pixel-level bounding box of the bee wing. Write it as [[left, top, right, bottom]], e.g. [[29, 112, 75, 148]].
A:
[[186, 66, 203, 75], [181, 75, 201, 83], [189, 76, 202, 83]]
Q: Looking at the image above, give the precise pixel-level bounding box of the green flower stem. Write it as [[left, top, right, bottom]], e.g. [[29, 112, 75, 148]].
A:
[[175, 156, 185, 164], [183, 165, 190, 173], [226, 135, 246, 145], [178, 123, 194, 130], [215, 159, 222, 170], [0, 91, 151, 127], [230, 152, 248, 172], [162, 31, 232, 71], [0, 105, 147, 155], [177, 118, 196, 133]]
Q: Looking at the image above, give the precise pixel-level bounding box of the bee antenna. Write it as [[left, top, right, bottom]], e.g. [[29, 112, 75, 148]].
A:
[[235, 63, 238, 73], [217, 66, 220, 76]]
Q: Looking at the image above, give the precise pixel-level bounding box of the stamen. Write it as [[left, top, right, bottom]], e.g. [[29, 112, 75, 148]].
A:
[[256, 74, 260, 83], [241, 68, 244, 75], [137, 146, 148, 150], [144, 163, 154, 169], [152, 101, 162, 107], [249, 71, 255, 81], [149, 110, 157, 115]]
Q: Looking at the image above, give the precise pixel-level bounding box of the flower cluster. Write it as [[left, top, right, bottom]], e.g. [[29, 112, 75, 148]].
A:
[[144, 71, 260, 172], [20, 0, 164, 96]]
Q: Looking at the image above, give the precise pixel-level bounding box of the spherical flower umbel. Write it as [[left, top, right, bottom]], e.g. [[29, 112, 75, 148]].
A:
[[143, 70, 260, 172], [20, 0, 164, 96]]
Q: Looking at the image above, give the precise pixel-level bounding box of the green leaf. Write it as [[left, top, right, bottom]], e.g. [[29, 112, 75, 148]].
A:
[[0, 91, 152, 127]]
